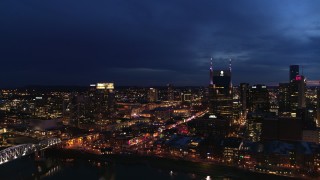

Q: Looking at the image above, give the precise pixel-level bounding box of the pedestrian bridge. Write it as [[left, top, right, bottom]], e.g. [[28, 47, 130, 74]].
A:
[[0, 138, 61, 165]]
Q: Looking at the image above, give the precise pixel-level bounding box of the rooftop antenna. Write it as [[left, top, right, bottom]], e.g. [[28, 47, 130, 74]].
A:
[[229, 58, 233, 94], [229, 58, 232, 73], [210, 57, 213, 85]]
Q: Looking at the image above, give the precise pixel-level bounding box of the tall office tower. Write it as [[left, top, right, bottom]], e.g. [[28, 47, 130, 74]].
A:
[[167, 84, 174, 102], [290, 65, 299, 82], [239, 83, 249, 113], [208, 59, 233, 121], [148, 88, 158, 102], [91, 83, 115, 119], [246, 113, 263, 142], [278, 83, 291, 116], [248, 84, 270, 113], [317, 90, 320, 127], [297, 76, 306, 109], [289, 75, 306, 117], [208, 57, 215, 112], [62, 94, 71, 124], [209, 57, 214, 85], [70, 92, 88, 127]]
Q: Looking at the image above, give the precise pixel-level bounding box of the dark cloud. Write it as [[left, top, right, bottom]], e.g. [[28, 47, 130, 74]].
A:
[[0, 0, 320, 87]]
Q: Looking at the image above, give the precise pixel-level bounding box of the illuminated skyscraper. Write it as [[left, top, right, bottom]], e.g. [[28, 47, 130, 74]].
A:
[[209, 57, 213, 85], [248, 84, 269, 113], [289, 75, 306, 117], [240, 83, 249, 113], [90, 83, 115, 119], [208, 59, 233, 121], [290, 65, 299, 82], [278, 83, 290, 116], [148, 88, 158, 102], [317, 90, 320, 127], [246, 113, 263, 142], [167, 84, 174, 102]]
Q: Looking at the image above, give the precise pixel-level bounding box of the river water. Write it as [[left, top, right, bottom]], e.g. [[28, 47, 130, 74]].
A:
[[0, 155, 292, 180]]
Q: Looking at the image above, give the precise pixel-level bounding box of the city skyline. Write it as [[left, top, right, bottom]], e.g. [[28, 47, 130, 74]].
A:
[[0, 63, 314, 88], [2, 1, 320, 179], [1, 1, 320, 87]]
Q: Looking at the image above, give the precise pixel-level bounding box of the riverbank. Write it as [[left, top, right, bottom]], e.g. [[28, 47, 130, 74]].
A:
[[46, 148, 296, 179]]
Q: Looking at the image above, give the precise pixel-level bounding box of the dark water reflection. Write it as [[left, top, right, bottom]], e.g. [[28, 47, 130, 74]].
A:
[[0, 155, 292, 180]]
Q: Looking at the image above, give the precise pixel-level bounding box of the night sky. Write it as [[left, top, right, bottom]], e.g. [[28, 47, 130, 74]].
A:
[[1, 0, 320, 87]]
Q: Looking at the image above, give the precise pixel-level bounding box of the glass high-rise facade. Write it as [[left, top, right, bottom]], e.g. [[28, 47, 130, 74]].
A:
[[289, 65, 299, 82]]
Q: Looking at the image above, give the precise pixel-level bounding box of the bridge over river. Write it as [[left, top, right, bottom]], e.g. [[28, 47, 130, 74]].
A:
[[0, 137, 61, 165]]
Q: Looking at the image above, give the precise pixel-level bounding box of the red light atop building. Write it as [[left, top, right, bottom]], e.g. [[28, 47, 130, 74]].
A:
[[295, 75, 302, 81]]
